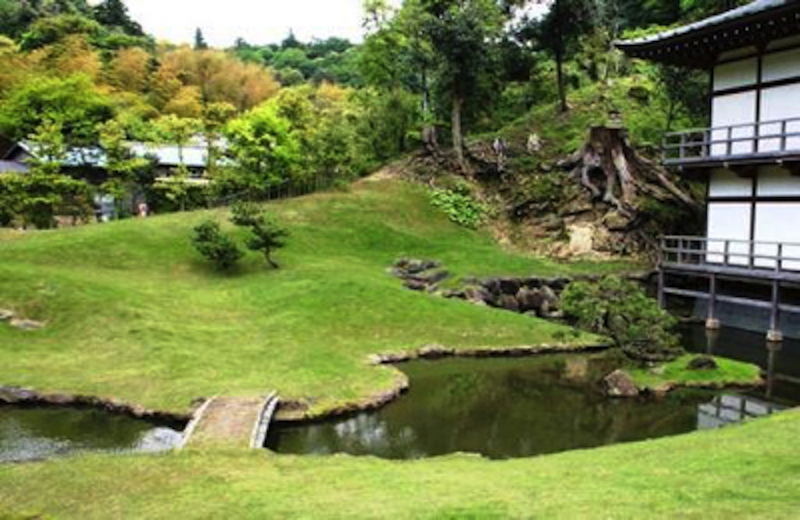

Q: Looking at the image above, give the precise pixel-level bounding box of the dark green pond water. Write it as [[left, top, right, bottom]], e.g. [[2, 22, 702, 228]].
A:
[[267, 352, 778, 460], [0, 406, 183, 463]]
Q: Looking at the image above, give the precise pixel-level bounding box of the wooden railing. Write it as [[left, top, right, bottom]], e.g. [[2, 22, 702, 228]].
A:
[[660, 235, 800, 273], [663, 117, 800, 165], [658, 235, 800, 338]]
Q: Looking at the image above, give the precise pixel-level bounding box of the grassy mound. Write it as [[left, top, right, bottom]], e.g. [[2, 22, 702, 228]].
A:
[[630, 355, 763, 391], [0, 179, 631, 415]]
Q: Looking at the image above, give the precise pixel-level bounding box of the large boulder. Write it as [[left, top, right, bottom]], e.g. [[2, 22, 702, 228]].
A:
[[687, 355, 718, 371], [603, 369, 639, 397], [516, 288, 544, 313], [498, 294, 520, 312]]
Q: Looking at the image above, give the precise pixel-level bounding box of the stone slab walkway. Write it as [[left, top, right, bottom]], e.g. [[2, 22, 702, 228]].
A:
[[182, 393, 277, 450]]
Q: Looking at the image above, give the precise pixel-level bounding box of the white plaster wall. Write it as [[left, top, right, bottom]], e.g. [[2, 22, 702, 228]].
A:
[[758, 84, 800, 152], [714, 58, 758, 91], [753, 203, 800, 270], [762, 48, 800, 82], [706, 202, 752, 265], [708, 168, 753, 197], [711, 92, 756, 155], [757, 166, 800, 197]]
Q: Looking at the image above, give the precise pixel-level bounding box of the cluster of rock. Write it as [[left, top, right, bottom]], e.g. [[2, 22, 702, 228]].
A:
[[0, 308, 45, 331], [391, 258, 568, 319]]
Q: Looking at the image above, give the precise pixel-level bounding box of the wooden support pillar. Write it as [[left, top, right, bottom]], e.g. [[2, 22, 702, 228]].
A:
[[706, 273, 720, 330], [767, 279, 782, 342], [657, 269, 665, 309]]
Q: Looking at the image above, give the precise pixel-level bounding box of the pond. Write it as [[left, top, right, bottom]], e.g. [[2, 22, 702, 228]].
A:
[[267, 328, 800, 460], [0, 406, 183, 463]]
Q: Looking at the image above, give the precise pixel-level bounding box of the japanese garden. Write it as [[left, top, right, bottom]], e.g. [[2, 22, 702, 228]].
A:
[[2, 0, 800, 518]]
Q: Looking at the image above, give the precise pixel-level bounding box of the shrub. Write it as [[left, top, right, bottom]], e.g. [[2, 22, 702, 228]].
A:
[[561, 275, 683, 363], [191, 219, 244, 271], [230, 201, 289, 269], [429, 184, 487, 229]]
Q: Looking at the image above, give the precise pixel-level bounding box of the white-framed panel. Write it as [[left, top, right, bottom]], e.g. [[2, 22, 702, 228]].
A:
[[714, 58, 758, 91], [711, 92, 757, 156], [757, 166, 800, 197], [762, 48, 800, 82], [708, 168, 753, 198], [758, 84, 800, 153], [706, 202, 752, 266], [753, 203, 800, 270]]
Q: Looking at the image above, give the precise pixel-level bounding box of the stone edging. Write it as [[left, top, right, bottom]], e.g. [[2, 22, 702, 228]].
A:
[[0, 386, 192, 426]]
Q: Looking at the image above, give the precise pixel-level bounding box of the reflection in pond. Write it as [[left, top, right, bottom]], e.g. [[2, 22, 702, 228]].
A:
[[268, 352, 788, 460], [0, 406, 183, 463], [270, 327, 800, 460]]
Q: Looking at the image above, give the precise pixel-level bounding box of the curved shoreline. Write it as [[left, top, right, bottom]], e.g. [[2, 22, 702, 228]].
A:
[[0, 386, 191, 427], [274, 342, 611, 422], [1, 342, 765, 428]]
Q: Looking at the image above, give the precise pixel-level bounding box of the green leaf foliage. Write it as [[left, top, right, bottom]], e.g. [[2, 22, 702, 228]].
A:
[[230, 201, 289, 268], [429, 184, 487, 230], [561, 276, 683, 363], [191, 219, 244, 271]]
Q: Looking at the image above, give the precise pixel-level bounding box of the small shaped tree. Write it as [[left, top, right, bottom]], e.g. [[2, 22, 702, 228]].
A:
[[191, 219, 244, 271], [561, 276, 683, 363], [231, 201, 288, 268]]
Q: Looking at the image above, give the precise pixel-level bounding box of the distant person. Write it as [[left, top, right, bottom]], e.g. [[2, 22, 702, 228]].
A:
[[138, 202, 149, 218]]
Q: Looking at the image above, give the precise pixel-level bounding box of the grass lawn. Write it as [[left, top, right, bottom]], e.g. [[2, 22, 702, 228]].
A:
[[2, 178, 797, 519], [0, 178, 631, 416], [630, 355, 763, 391], [1, 409, 800, 518]]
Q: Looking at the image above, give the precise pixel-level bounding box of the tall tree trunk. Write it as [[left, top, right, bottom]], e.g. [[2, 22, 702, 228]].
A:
[[452, 95, 464, 165], [556, 47, 567, 113]]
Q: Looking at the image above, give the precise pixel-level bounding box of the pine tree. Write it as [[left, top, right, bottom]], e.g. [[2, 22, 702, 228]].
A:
[[194, 27, 208, 50]]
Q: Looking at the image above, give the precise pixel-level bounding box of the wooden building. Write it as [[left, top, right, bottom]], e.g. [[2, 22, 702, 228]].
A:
[[617, 0, 800, 340]]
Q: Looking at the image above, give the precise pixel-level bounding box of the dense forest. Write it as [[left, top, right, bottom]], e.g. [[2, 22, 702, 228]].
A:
[[0, 0, 745, 233]]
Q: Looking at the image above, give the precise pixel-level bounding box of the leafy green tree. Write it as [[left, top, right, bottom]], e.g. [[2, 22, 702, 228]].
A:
[[92, 0, 143, 36], [224, 103, 301, 194], [0, 74, 113, 147], [99, 118, 149, 214], [192, 219, 244, 271], [202, 102, 237, 175], [154, 114, 202, 168], [535, 0, 596, 113], [27, 119, 67, 176], [412, 0, 505, 165], [230, 201, 289, 269], [561, 276, 683, 363], [20, 13, 101, 51]]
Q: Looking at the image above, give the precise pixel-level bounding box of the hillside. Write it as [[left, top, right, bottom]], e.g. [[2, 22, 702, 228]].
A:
[[0, 178, 631, 416], [402, 78, 706, 260]]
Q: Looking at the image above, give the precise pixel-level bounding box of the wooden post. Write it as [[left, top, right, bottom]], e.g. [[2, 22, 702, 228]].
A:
[[706, 273, 720, 330], [727, 126, 733, 156], [781, 120, 788, 152], [768, 279, 782, 342], [724, 240, 730, 266]]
